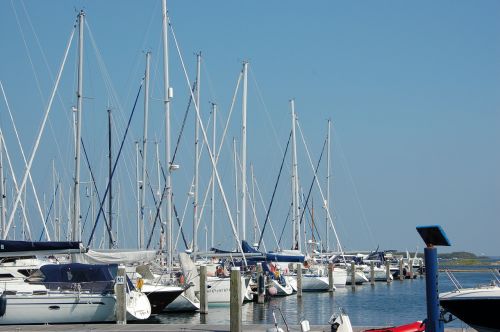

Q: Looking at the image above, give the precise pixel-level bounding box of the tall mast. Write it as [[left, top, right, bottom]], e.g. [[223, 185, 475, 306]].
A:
[[72, 10, 84, 242], [107, 109, 113, 249], [0, 134, 5, 239], [135, 141, 140, 249], [241, 62, 248, 241], [233, 138, 239, 238], [161, 0, 173, 267], [193, 52, 201, 253], [251, 163, 257, 245], [140, 51, 151, 249], [326, 119, 331, 252], [290, 99, 300, 251], [210, 102, 216, 248]]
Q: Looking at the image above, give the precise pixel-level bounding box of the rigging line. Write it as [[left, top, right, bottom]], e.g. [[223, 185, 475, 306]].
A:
[[277, 206, 292, 248], [80, 138, 113, 241], [38, 183, 59, 241], [0, 131, 33, 241], [301, 193, 322, 245], [298, 136, 327, 227], [87, 80, 143, 247], [1, 80, 49, 238], [10, 0, 46, 106], [3, 22, 76, 239], [248, 67, 285, 155], [169, 19, 248, 267], [19, 1, 72, 181], [296, 121, 345, 256], [172, 201, 189, 250], [172, 80, 196, 163], [0, 83, 36, 237], [257, 130, 292, 250], [334, 126, 376, 249], [145, 182, 167, 249]]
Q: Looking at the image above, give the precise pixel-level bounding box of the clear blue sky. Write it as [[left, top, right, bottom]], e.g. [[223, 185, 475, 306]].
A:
[[1, 1, 499, 255]]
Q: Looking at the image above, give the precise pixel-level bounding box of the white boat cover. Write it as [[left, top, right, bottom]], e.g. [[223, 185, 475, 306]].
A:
[[73, 249, 157, 265]]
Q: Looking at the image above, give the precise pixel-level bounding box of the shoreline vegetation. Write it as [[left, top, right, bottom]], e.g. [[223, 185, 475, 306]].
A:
[[393, 251, 500, 267]]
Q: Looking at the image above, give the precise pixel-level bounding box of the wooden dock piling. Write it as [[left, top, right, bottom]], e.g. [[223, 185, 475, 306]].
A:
[[350, 261, 356, 289], [230, 267, 242, 332], [370, 261, 375, 285], [328, 263, 334, 292], [256, 262, 265, 303], [200, 265, 208, 314], [385, 260, 391, 283], [399, 259, 404, 280], [296, 263, 302, 297], [115, 265, 126, 325]]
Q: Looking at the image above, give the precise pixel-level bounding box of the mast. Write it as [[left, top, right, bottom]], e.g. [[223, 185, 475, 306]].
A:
[[107, 109, 113, 249], [241, 62, 248, 241], [135, 141, 140, 249], [193, 52, 201, 253], [0, 134, 4, 239], [140, 51, 151, 249], [233, 138, 239, 238], [210, 102, 216, 248], [161, 0, 173, 267], [72, 10, 84, 242], [290, 99, 300, 251], [326, 119, 331, 252], [251, 163, 257, 245]]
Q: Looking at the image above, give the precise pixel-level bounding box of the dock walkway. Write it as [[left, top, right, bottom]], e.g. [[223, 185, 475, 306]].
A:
[[0, 324, 476, 332]]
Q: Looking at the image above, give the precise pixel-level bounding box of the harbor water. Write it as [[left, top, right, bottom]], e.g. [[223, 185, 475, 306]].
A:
[[144, 268, 499, 328]]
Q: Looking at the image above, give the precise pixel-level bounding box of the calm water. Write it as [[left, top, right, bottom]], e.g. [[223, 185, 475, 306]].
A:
[[146, 269, 499, 328]]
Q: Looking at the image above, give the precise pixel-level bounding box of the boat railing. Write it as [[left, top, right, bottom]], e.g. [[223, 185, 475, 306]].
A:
[[444, 269, 462, 291], [38, 280, 115, 294]]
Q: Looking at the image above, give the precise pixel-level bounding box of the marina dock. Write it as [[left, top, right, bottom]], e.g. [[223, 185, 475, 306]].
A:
[[0, 324, 476, 332]]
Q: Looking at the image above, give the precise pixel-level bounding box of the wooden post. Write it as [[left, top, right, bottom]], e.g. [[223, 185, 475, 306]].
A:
[[386, 260, 391, 283], [200, 265, 208, 314], [230, 267, 242, 332], [256, 262, 265, 303], [296, 263, 302, 297], [350, 261, 356, 289], [419, 259, 424, 278], [399, 259, 404, 280], [408, 259, 413, 279], [115, 265, 127, 324], [370, 261, 375, 285], [328, 263, 334, 292]]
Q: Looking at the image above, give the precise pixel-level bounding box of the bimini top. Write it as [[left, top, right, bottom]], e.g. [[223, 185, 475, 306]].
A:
[[32, 263, 118, 293]]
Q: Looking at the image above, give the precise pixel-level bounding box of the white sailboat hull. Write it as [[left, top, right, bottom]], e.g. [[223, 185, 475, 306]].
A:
[[0, 293, 116, 324]]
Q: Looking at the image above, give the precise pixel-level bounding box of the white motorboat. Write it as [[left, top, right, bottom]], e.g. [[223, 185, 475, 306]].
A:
[[440, 283, 500, 331]]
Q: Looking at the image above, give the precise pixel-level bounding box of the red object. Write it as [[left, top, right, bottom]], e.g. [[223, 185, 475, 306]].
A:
[[363, 321, 425, 332]]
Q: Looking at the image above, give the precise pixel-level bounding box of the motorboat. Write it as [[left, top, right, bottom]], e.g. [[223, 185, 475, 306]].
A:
[[440, 283, 500, 331]]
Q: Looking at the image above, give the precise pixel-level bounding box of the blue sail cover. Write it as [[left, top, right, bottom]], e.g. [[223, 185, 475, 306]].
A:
[[0, 240, 81, 253], [39, 263, 117, 293], [242, 240, 305, 263]]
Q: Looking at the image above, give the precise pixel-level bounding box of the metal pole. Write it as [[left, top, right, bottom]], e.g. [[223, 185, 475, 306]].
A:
[[210, 103, 216, 248], [193, 52, 201, 253], [72, 10, 84, 242], [140, 51, 151, 250], [424, 247, 443, 332], [107, 109, 113, 249], [241, 62, 248, 241]]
